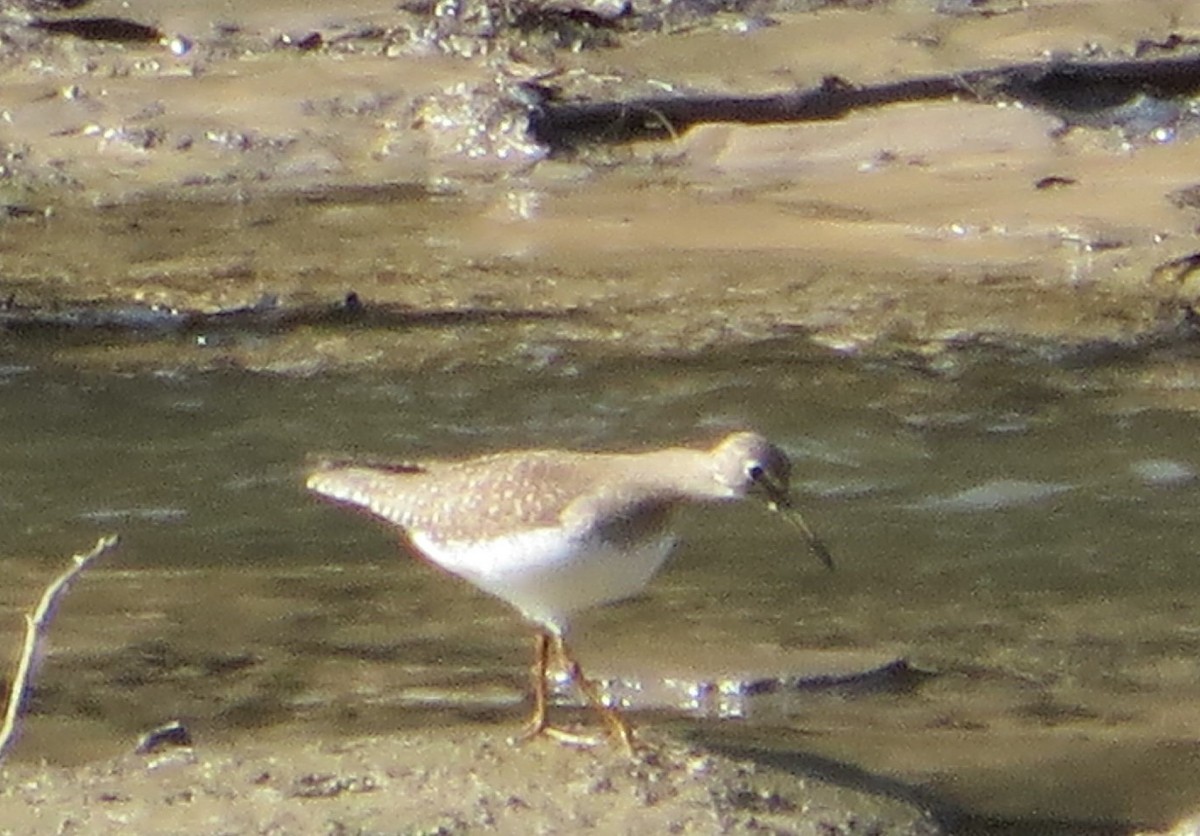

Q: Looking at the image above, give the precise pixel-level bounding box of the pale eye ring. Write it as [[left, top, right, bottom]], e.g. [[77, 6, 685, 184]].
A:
[[747, 463, 764, 482]]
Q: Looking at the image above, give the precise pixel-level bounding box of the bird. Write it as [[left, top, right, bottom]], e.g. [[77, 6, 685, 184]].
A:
[[306, 431, 832, 752]]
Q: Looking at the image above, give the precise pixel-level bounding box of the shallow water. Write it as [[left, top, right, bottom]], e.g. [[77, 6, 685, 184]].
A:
[[2, 341, 1200, 831], [5, 0, 1200, 831]]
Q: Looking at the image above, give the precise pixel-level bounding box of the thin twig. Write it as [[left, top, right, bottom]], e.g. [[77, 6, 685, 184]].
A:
[[0, 535, 120, 763]]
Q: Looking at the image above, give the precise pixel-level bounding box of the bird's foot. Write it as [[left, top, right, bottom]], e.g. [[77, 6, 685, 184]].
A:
[[510, 720, 596, 747], [511, 718, 638, 755]]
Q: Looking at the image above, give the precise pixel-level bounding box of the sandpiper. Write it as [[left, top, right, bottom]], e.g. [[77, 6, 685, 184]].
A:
[[306, 431, 831, 752]]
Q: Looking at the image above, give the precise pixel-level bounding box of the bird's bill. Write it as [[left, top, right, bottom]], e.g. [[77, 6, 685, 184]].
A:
[[752, 476, 835, 570], [768, 498, 835, 570]]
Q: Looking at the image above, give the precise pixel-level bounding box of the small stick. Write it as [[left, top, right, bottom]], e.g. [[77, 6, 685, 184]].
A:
[[0, 535, 120, 763]]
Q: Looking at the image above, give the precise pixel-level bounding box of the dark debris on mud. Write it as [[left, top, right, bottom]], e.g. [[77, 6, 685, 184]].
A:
[[0, 732, 949, 835], [7, 0, 1200, 153]]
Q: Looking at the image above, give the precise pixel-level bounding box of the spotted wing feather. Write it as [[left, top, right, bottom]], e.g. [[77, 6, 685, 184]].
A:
[[307, 453, 624, 542]]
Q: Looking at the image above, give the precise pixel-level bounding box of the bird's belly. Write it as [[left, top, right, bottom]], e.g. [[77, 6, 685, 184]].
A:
[[411, 528, 678, 630]]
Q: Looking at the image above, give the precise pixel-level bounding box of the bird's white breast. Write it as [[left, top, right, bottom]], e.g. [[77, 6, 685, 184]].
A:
[[410, 527, 678, 632]]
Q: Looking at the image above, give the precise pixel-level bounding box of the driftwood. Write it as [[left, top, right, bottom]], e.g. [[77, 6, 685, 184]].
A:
[[0, 535, 120, 762], [0, 292, 583, 338], [528, 52, 1200, 148]]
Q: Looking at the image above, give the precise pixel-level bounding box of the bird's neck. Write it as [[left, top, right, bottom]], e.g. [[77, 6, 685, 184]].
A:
[[611, 448, 736, 502]]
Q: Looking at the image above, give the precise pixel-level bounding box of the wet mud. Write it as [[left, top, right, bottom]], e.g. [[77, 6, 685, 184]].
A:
[[4, 0, 1200, 833], [2, 0, 1200, 370]]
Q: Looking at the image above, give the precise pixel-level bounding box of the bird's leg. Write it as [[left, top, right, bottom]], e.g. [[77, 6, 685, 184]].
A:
[[515, 630, 551, 741], [550, 632, 637, 754], [513, 628, 636, 753], [514, 629, 600, 747], [514, 629, 598, 747]]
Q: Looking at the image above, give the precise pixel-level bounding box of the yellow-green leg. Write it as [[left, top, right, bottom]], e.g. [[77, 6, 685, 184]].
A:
[[516, 630, 552, 741], [550, 631, 636, 754], [514, 628, 635, 754]]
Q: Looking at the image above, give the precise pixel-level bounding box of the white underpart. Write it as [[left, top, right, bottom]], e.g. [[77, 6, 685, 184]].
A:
[[410, 527, 678, 632], [310, 469, 690, 632]]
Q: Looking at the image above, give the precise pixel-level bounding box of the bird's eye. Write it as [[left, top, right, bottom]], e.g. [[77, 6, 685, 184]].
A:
[[747, 463, 764, 482]]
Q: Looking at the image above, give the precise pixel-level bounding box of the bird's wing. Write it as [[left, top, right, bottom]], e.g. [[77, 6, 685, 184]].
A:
[[307, 453, 603, 542]]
